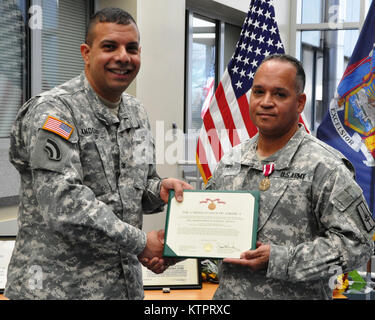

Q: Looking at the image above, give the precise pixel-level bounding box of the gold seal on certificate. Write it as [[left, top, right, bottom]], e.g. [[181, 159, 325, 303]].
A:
[[204, 243, 213, 252], [163, 190, 259, 259]]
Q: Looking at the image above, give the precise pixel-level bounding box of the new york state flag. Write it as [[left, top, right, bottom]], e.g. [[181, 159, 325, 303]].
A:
[[317, 1, 375, 217]]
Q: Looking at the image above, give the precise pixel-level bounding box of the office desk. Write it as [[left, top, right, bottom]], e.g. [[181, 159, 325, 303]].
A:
[[0, 284, 348, 300], [0, 282, 218, 300], [144, 282, 218, 300]]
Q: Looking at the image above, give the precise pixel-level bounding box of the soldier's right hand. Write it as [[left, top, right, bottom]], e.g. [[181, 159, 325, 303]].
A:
[[138, 230, 166, 273]]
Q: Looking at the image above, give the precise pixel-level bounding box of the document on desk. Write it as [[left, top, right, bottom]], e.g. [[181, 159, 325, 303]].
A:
[[163, 190, 259, 259], [142, 258, 201, 289], [0, 238, 15, 291]]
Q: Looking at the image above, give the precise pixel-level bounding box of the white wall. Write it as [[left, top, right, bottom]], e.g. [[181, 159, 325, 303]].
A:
[[95, 0, 186, 180], [134, 0, 186, 232], [96, 0, 186, 232], [274, 0, 292, 54], [136, 0, 186, 179], [213, 0, 249, 12]]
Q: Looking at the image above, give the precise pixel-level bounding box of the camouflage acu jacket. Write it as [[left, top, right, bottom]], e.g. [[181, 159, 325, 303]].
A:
[[207, 127, 375, 300], [5, 73, 164, 299]]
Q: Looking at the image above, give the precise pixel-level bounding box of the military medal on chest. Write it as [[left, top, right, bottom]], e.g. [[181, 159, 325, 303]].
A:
[[259, 163, 275, 191]]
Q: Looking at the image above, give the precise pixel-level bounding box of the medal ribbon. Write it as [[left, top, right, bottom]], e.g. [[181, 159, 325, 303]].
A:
[[263, 163, 275, 178]]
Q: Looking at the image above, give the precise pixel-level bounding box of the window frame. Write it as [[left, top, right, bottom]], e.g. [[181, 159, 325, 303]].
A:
[[289, 0, 371, 134], [182, 3, 244, 187], [290, 0, 370, 58], [0, 0, 30, 206], [184, 10, 222, 133], [184, 5, 244, 134]]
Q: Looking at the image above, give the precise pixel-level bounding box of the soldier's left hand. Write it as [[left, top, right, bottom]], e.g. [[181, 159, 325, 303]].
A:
[[160, 178, 194, 203], [223, 242, 270, 271]]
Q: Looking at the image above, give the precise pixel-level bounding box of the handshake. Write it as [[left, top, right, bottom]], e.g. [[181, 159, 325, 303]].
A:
[[137, 178, 193, 273], [138, 229, 176, 274], [138, 178, 193, 273]]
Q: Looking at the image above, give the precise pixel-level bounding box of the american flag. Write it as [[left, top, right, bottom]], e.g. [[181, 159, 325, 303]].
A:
[[42, 116, 74, 140], [196, 0, 306, 184]]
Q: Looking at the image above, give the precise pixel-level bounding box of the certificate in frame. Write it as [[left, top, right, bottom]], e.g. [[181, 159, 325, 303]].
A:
[[163, 190, 259, 259], [0, 236, 16, 294], [142, 258, 201, 290]]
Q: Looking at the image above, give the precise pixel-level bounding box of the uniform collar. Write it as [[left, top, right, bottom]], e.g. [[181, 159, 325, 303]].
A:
[[240, 125, 307, 170], [81, 72, 138, 129]]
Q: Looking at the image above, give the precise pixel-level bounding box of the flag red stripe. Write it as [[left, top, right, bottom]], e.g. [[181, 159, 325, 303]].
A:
[[215, 83, 241, 146], [298, 115, 310, 134], [342, 55, 370, 78], [196, 138, 212, 182], [203, 109, 222, 162], [238, 94, 258, 138]]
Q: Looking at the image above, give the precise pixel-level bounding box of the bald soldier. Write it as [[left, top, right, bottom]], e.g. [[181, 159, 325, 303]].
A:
[[207, 54, 375, 299], [5, 8, 191, 300]]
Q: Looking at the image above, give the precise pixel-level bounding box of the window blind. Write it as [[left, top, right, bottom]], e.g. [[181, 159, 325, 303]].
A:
[[0, 0, 26, 138], [0, 0, 90, 138], [41, 0, 88, 91]]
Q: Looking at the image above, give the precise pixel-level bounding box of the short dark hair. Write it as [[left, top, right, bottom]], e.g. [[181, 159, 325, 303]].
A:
[[85, 7, 138, 45], [259, 54, 306, 94]]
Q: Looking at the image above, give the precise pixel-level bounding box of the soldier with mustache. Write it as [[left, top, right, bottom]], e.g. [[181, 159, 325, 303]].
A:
[[207, 54, 375, 300]]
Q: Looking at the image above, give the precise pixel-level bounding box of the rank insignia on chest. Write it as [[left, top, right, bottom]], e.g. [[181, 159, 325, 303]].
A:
[[42, 116, 74, 140]]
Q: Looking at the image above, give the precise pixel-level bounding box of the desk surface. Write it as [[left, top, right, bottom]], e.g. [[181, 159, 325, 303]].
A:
[[0, 284, 348, 300], [144, 282, 218, 300], [0, 282, 218, 300]]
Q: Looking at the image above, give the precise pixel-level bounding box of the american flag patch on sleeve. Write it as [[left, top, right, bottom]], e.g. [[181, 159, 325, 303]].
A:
[[42, 116, 74, 140]]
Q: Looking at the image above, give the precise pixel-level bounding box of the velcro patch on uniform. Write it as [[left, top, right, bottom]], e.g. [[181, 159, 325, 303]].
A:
[[42, 116, 74, 140], [333, 186, 360, 211], [357, 202, 375, 232]]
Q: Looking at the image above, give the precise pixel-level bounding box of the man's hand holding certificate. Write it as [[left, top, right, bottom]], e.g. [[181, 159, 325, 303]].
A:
[[163, 190, 259, 259]]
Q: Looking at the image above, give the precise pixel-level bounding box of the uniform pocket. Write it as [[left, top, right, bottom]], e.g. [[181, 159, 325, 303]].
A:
[[332, 185, 361, 212], [257, 183, 289, 231], [79, 133, 115, 196], [95, 142, 117, 192]]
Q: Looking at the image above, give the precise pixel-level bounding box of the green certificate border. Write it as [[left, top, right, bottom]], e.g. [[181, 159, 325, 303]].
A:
[[163, 190, 259, 259]]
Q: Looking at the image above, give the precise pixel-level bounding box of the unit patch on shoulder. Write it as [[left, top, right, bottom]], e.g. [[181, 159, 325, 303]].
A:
[[44, 138, 61, 161], [42, 116, 74, 140]]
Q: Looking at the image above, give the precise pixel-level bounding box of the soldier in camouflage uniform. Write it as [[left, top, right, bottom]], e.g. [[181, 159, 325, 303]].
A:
[[5, 8, 191, 300], [207, 54, 375, 299]]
